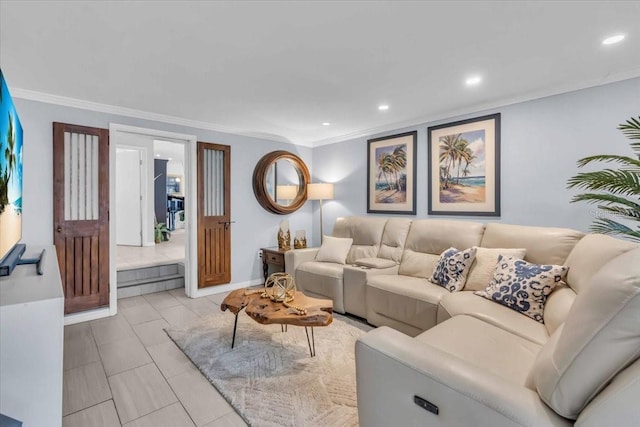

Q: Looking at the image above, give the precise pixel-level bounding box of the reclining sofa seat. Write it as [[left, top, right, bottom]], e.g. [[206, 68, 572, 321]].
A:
[[366, 219, 486, 336], [355, 231, 639, 426], [436, 223, 585, 344], [291, 217, 387, 313], [340, 218, 413, 318]]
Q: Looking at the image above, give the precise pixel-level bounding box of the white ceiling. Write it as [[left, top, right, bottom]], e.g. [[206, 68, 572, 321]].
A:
[[1, 1, 639, 147], [154, 140, 185, 164]]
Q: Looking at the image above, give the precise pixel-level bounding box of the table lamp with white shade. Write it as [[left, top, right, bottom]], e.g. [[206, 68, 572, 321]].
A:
[[275, 184, 298, 205], [307, 183, 334, 243]]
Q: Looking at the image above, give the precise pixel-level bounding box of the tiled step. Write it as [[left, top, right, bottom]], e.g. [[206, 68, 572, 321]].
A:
[[117, 263, 185, 299]]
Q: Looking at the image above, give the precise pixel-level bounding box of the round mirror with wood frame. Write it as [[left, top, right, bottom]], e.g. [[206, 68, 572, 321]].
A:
[[252, 150, 311, 214]]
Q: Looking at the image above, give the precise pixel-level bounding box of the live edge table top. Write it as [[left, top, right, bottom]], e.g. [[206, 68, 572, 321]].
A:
[[221, 288, 333, 327]]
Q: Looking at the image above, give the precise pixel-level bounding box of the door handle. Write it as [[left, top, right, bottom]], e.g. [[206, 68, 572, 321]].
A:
[[56, 226, 62, 233], [218, 221, 236, 230]]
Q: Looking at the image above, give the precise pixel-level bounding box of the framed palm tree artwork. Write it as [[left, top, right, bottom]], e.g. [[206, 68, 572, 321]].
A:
[[367, 131, 417, 214], [427, 113, 501, 216]]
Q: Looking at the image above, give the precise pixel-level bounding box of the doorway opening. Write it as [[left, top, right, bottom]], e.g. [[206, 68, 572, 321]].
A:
[[109, 124, 198, 312], [114, 140, 188, 298]]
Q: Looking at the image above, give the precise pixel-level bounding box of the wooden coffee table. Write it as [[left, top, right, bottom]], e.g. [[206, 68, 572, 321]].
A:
[[221, 288, 333, 357]]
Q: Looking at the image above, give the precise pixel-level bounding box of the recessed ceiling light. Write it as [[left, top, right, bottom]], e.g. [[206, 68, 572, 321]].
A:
[[602, 34, 625, 45], [378, 105, 389, 111], [465, 76, 482, 86], [322, 122, 331, 126]]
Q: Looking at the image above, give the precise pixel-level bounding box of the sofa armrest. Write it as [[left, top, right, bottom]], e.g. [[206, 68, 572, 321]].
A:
[[355, 327, 570, 427], [343, 264, 400, 318], [284, 248, 319, 275]]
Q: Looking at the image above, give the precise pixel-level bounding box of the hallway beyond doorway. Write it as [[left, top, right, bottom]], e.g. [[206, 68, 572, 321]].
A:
[[116, 229, 185, 270]]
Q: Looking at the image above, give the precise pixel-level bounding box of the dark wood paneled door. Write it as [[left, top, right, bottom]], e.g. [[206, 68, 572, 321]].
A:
[[53, 122, 109, 314], [197, 142, 231, 288]]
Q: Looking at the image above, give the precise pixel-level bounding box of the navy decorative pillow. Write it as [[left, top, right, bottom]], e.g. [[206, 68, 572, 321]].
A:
[[474, 255, 569, 323], [430, 247, 477, 292]]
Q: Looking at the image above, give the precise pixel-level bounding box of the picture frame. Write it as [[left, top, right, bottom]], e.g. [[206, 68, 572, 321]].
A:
[[167, 174, 182, 195], [427, 113, 500, 216], [367, 131, 417, 214]]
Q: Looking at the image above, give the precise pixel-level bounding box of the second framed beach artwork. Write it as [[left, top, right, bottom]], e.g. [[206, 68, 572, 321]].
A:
[[367, 131, 417, 214], [427, 114, 501, 216]]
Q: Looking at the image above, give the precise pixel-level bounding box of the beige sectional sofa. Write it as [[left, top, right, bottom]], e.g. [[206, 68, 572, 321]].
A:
[[285, 216, 640, 426]]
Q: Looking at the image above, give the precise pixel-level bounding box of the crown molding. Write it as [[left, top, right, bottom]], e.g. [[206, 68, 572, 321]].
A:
[[11, 88, 315, 148], [11, 68, 638, 150], [310, 70, 640, 148]]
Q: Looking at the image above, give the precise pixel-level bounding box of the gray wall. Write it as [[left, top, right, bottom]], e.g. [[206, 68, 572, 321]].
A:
[[311, 77, 640, 241], [15, 98, 313, 284], [14, 77, 640, 281]]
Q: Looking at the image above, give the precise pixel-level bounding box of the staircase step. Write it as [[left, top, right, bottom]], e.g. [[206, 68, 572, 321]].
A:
[[117, 273, 182, 288], [117, 263, 180, 283], [117, 277, 184, 299]]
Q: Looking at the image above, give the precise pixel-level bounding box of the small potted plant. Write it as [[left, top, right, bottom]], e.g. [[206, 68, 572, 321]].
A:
[[154, 222, 171, 243]]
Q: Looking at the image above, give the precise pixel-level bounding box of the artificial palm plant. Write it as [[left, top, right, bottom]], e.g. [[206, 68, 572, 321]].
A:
[[567, 116, 640, 242]]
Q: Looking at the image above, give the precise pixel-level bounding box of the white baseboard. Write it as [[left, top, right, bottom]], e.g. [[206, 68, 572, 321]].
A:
[[64, 278, 263, 324], [64, 307, 114, 325], [191, 278, 263, 299]]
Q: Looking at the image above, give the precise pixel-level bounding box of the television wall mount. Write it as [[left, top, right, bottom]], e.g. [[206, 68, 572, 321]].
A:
[[0, 244, 46, 276]]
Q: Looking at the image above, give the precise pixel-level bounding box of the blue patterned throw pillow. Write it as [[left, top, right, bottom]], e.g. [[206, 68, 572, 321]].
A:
[[430, 247, 477, 292], [474, 255, 569, 323]]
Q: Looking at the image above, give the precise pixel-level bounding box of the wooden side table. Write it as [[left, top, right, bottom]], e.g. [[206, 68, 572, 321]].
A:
[[261, 247, 288, 283]]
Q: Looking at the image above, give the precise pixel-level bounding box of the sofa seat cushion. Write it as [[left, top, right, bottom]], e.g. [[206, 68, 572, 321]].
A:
[[296, 261, 346, 313], [417, 314, 542, 387], [438, 291, 549, 345], [366, 275, 449, 333], [297, 261, 344, 278]]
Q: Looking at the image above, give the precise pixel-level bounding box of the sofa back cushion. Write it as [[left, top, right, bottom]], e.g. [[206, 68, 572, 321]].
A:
[[480, 223, 583, 266], [377, 218, 412, 263], [564, 233, 637, 294], [531, 247, 640, 420], [332, 216, 387, 264], [399, 219, 485, 279], [543, 283, 576, 335], [464, 247, 527, 291]]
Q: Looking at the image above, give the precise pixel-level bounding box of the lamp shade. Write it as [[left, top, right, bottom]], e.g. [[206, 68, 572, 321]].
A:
[[307, 183, 334, 200], [276, 185, 298, 200]]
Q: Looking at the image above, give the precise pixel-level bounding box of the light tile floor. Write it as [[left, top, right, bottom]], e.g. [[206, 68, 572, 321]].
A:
[[62, 288, 247, 427], [116, 229, 186, 270]]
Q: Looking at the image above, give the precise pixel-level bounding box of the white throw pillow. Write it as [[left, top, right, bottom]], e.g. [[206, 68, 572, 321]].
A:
[[464, 247, 527, 291], [475, 255, 569, 323], [315, 236, 354, 264], [429, 247, 477, 292]]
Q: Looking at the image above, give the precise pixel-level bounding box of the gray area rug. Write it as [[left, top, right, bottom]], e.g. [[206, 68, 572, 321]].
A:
[[166, 309, 372, 427]]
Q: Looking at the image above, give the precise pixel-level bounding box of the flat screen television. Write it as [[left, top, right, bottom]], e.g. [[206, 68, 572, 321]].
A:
[[0, 69, 24, 268]]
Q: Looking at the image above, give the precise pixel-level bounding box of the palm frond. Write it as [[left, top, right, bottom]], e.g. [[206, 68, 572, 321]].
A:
[[569, 116, 640, 240], [566, 169, 640, 195], [570, 193, 640, 210], [618, 116, 640, 140], [575, 154, 640, 169], [589, 218, 640, 242], [596, 205, 640, 221]]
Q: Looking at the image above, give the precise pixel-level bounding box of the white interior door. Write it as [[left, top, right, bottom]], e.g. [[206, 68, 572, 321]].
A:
[[116, 148, 142, 246]]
